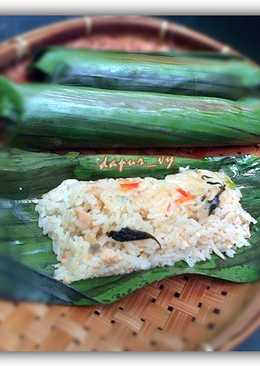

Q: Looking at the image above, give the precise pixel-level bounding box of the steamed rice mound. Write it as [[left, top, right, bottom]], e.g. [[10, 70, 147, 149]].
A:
[[35, 169, 256, 283]]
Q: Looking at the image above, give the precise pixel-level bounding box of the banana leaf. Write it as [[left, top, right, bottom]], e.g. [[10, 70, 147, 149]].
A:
[[0, 149, 230, 199], [33, 48, 244, 65], [29, 47, 260, 100], [0, 153, 260, 305], [130, 50, 244, 60], [2, 77, 260, 150]]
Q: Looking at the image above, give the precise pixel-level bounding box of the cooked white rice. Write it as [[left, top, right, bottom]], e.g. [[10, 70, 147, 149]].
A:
[[35, 169, 256, 283]]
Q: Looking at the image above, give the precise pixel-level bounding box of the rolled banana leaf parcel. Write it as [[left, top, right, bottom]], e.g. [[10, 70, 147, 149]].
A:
[[29, 47, 260, 100], [1, 77, 260, 150], [0, 149, 260, 305]]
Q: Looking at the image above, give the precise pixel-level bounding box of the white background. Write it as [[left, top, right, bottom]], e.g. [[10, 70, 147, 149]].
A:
[[0, 0, 259, 14]]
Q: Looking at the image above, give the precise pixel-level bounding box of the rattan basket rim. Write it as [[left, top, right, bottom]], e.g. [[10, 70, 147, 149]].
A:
[[0, 15, 242, 69]]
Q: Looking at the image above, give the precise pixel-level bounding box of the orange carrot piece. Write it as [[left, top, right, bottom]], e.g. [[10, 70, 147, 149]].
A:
[[175, 188, 195, 204], [120, 181, 140, 192]]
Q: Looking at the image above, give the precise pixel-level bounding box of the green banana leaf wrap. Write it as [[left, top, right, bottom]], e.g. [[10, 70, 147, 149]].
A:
[[0, 149, 226, 199], [130, 50, 244, 60], [29, 47, 260, 100], [1, 77, 260, 150], [0, 150, 260, 305]]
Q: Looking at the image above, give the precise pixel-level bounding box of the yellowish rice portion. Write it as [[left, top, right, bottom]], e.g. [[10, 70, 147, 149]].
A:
[[35, 169, 256, 283]]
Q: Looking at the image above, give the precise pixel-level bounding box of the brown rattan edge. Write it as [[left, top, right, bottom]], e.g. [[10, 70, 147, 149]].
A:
[[0, 15, 240, 70], [207, 291, 260, 351]]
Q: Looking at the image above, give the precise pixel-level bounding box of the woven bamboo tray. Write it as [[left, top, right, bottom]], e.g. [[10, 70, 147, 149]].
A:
[[0, 15, 260, 352]]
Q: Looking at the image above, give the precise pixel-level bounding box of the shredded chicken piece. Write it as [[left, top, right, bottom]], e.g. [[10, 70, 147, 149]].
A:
[[75, 207, 93, 229]]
